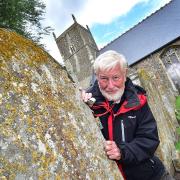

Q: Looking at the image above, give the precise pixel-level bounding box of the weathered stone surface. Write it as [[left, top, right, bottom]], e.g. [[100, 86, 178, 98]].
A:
[[138, 69, 179, 174], [0, 29, 122, 179]]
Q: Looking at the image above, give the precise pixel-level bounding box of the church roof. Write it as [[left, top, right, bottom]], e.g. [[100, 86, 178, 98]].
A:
[[99, 0, 180, 66]]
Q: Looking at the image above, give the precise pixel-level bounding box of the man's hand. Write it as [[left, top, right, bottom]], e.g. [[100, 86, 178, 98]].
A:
[[81, 89, 92, 103], [80, 88, 95, 107], [104, 141, 121, 160]]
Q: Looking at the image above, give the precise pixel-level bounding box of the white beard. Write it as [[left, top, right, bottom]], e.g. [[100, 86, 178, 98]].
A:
[[99, 86, 125, 102]]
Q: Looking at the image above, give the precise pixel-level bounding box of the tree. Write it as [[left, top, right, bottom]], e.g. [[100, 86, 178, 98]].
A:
[[0, 0, 52, 45]]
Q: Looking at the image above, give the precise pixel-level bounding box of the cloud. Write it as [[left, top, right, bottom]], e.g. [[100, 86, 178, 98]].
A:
[[43, 0, 86, 34], [78, 0, 149, 27], [43, 0, 150, 35]]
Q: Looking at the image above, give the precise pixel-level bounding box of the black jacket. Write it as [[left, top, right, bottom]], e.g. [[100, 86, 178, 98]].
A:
[[87, 78, 165, 180]]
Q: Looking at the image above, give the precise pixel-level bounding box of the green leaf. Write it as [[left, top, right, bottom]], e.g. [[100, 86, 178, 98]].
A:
[[175, 96, 180, 121], [177, 127, 180, 135], [175, 141, 180, 151], [175, 96, 180, 109]]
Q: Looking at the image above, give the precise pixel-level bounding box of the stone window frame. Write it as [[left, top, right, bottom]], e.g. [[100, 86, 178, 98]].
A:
[[160, 45, 180, 66], [69, 44, 76, 54], [160, 45, 180, 93]]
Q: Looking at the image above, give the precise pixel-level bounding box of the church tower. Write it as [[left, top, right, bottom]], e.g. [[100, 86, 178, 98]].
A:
[[55, 15, 98, 88]]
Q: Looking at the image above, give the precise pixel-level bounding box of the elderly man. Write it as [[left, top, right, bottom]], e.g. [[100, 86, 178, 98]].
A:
[[81, 51, 172, 180]]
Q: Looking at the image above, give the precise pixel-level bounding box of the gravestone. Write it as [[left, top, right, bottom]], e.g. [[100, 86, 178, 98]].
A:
[[0, 29, 122, 179]]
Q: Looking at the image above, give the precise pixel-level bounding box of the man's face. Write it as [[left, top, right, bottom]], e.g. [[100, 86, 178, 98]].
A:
[[97, 64, 126, 101]]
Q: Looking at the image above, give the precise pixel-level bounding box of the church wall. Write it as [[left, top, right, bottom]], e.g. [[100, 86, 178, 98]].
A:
[[128, 38, 180, 174]]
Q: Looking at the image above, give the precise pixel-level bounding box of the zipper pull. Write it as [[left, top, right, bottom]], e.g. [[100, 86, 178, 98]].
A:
[[121, 120, 126, 142]]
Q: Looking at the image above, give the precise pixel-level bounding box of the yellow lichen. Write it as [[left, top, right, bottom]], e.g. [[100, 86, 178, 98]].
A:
[[138, 68, 150, 81], [0, 156, 27, 179]]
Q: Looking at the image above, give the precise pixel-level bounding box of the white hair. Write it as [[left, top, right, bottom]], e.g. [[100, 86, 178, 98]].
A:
[[93, 50, 128, 74]]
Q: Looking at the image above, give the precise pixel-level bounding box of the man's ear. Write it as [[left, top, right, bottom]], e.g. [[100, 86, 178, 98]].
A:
[[124, 68, 128, 77], [95, 72, 99, 79]]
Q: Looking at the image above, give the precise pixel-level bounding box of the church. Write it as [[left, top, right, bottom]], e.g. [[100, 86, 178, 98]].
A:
[[55, 0, 180, 176]]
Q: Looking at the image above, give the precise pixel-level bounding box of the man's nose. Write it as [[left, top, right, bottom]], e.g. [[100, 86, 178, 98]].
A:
[[107, 79, 114, 89]]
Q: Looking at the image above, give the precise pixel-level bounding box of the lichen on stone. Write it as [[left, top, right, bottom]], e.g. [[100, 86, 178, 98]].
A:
[[0, 28, 122, 179]]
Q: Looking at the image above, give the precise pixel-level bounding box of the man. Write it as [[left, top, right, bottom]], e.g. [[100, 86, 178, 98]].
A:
[[81, 51, 172, 180]]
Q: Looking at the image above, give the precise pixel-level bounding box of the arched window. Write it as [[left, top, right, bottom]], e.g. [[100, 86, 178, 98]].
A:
[[160, 46, 180, 93]]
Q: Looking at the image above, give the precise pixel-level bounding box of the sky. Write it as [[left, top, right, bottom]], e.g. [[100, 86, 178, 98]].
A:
[[41, 0, 171, 64]]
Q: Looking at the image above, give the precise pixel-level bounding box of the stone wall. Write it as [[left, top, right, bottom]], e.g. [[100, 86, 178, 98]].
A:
[[0, 29, 123, 179]]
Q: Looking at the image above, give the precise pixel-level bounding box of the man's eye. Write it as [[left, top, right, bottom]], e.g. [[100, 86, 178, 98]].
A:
[[113, 76, 120, 81], [100, 77, 108, 80]]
